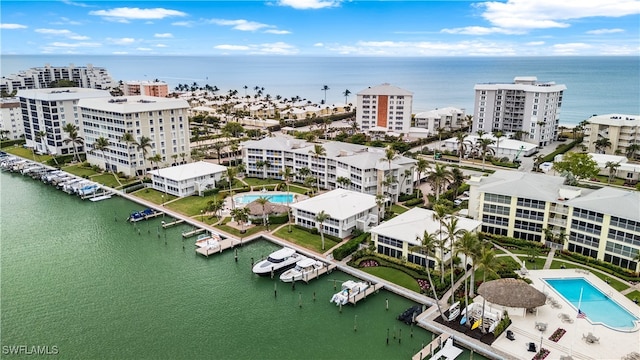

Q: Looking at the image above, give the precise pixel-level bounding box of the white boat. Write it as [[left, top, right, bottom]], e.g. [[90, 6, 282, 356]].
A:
[[252, 247, 302, 276], [279, 257, 324, 282], [329, 280, 369, 306], [427, 338, 463, 360], [195, 232, 221, 251]]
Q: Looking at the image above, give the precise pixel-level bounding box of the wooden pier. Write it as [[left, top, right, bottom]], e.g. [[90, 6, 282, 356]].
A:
[[412, 333, 451, 360], [301, 263, 337, 283], [182, 227, 206, 238], [348, 282, 384, 305], [162, 219, 184, 228], [195, 238, 241, 257]]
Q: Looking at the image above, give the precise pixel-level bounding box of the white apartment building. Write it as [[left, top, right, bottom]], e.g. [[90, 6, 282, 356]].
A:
[[468, 170, 640, 272], [0, 98, 24, 140], [356, 83, 413, 134], [582, 114, 639, 156], [18, 88, 112, 156], [241, 137, 417, 203], [2, 63, 115, 93], [290, 189, 379, 238], [414, 107, 467, 134], [371, 207, 482, 269], [147, 161, 227, 197], [79, 96, 191, 177], [472, 77, 566, 147]]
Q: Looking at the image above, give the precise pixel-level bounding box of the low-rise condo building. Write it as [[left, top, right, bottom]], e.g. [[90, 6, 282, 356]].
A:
[[442, 134, 538, 161], [582, 114, 639, 156], [356, 83, 413, 134], [78, 96, 191, 176], [0, 98, 24, 140], [414, 107, 467, 134], [147, 161, 227, 197], [17, 87, 112, 156], [468, 170, 640, 272], [588, 153, 640, 185], [290, 189, 379, 238], [472, 76, 566, 147], [2, 63, 115, 93], [123, 81, 169, 97], [370, 207, 482, 269], [241, 137, 417, 203]]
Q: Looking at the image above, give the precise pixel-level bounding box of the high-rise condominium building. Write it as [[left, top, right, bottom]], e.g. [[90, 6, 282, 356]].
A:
[[356, 83, 413, 134], [123, 81, 169, 97], [18, 88, 112, 156], [582, 114, 639, 156], [472, 77, 566, 147], [1, 63, 115, 93], [79, 96, 191, 177], [0, 98, 24, 140]]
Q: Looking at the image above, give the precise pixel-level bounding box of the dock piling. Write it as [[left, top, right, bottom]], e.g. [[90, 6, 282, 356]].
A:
[[274, 282, 277, 298], [234, 248, 238, 262], [353, 315, 357, 332], [298, 293, 302, 308], [386, 298, 389, 310], [386, 328, 389, 345]]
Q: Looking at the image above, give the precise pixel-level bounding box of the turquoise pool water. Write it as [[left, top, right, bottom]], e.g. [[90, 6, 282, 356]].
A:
[[234, 193, 294, 205], [544, 278, 639, 330]]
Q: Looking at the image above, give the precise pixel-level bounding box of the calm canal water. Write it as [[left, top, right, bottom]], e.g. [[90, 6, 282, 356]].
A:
[[0, 171, 486, 360]]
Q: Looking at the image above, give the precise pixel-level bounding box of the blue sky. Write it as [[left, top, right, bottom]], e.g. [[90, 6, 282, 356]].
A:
[[1, 0, 639, 56]]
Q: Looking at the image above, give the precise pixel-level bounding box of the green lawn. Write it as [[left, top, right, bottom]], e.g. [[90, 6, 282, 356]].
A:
[[89, 173, 138, 188], [272, 226, 340, 253], [3, 145, 52, 163], [62, 164, 98, 177], [243, 177, 284, 187], [549, 260, 629, 292], [132, 188, 179, 205], [516, 255, 547, 271], [625, 290, 640, 305], [390, 204, 409, 214], [164, 194, 221, 216], [360, 266, 421, 292], [215, 217, 267, 238], [287, 184, 309, 195]]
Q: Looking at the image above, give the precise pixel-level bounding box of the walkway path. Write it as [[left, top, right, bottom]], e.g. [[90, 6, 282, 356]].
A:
[[543, 247, 556, 269]]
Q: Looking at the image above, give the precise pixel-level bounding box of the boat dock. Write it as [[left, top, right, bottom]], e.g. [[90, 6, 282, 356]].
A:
[[300, 263, 337, 283], [195, 238, 241, 257], [412, 333, 451, 360], [182, 227, 206, 238], [162, 219, 184, 228], [348, 282, 384, 305]]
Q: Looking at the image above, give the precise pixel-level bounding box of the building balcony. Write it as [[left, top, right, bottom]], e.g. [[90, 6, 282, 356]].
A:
[[549, 204, 569, 215]]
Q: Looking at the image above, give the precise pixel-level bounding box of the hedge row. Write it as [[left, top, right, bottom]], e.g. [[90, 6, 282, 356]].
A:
[[541, 138, 581, 163], [0, 139, 26, 148], [557, 250, 640, 280], [332, 232, 370, 261]]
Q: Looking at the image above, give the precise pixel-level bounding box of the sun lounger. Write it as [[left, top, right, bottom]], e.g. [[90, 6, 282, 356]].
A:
[[582, 332, 599, 344], [558, 313, 574, 323]]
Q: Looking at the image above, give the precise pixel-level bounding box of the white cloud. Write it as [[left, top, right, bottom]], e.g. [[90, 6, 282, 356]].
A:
[[586, 28, 625, 35], [210, 19, 271, 31], [136, 47, 152, 51], [171, 21, 194, 27], [107, 37, 137, 45], [1, 23, 28, 29], [313, 43, 324, 47], [440, 26, 524, 35], [89, 7, 187, 20], [51, 17, 83, 26], [156, 44, 168, 48], [479, 0, 640, 30], [49, 41, 101, 48], [264, 29, 291, 35], [35, 28, 89, 40], [214, 44, 251, 51], [112, 51, 129, 55], [551, 42, 593, 55], [323, 40, 518, 56], [255, 42, 298, 55], [276, 0, 341, 10], [61, 0, 91, 7], [526, 41, 546, 46], [154, 33, 174, 38]]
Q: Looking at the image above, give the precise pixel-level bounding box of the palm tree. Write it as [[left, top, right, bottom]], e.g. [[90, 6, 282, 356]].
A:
[[225, 166, 238, 209], [442, 216, 466, 306], [120, 132, 136, 174], [231, 207, 250, 233], [179, 152, 187, 164], [336, 176, 351, 190], [308, 144, 326, 191], [342, 89, 351, 104], [375, 194, 385, 221], [595, 137, 612, 153], [206, 198, 224, 220], [625, 143, 640, 159], [476, 137, 495, 170], [454, 133, 469, 162], [410, 230, 447, 322], [255, 196, 269, 227], [476, 130, 486, 139], [432, 204, 449, 283], [605, 161, 621, 184], [62, 123, 84, 163], [427, 163, 453, 201], [135, 136, 153, 175], [93, 136, 111, 172], [476, 247, 499, 284], [533, 153, 545, 172], [147, 153, 162, 171], [321, 85, 330, 104], [298, 166, 311, 184], [455, 232, 480, 315], [493, 131, 504, 156], [415, 158, 429, 193], [315, 210, 330, 250], [279, 166, 295, 232]]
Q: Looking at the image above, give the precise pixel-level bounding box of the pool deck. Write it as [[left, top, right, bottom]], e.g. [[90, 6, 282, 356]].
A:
[[491, 269, 640, 360]]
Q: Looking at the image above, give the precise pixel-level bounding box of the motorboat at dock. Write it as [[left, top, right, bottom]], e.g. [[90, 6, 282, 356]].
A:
[[195, 232, 222, 251], [329, 280, 370, 306], [252, 247, 302, 276], [279, 257, 325, 283]]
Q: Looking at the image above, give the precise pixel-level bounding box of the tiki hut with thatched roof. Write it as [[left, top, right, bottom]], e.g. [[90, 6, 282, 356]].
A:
[[477, 278, 547, 317], [245, 199, 289, 219]]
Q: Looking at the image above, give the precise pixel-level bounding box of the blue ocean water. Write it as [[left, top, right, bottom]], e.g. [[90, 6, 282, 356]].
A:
[[2, 55, 638, 126]]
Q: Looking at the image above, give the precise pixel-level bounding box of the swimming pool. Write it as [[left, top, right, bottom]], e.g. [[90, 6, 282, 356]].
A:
[[234, 193, 294, 205], [543, 277, 639, 331]]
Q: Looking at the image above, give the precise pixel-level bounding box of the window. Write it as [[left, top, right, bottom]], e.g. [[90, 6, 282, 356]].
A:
[[484, 193, 511, 204]]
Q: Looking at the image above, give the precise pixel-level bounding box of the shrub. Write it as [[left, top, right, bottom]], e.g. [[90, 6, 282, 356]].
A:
[[202, 188, 220, 196], [267, 213, 289, 225], [404, 197, 424, 206], [333, 233, 370, 261]]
